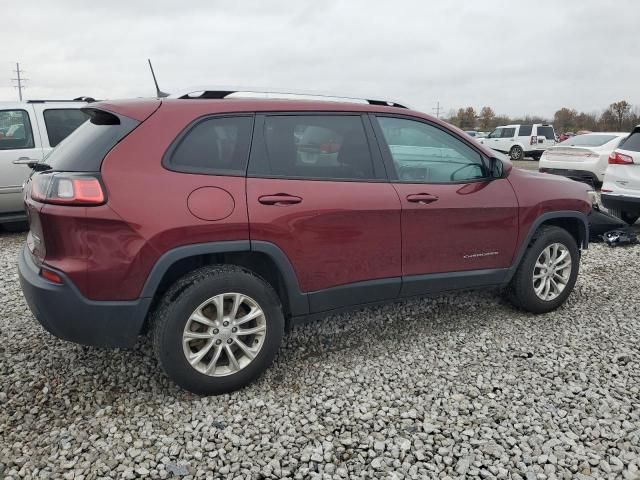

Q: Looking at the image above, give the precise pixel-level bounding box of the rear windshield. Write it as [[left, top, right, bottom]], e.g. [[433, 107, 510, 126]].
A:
[[560, 134, 618, 147], [536, 126, 555, 140], [44, 110, 139, 171], [619, 131, 640, 152]]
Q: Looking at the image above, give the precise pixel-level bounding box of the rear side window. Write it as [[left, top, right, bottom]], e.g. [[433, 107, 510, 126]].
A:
[[501, 128, 516, 138], [518, 125, 532, 136], [620, 131, 640, 152], [43, 109, 90, 147], [261, 115, 375, 180], [536, 126, 555, 140], [45, 109, 139, 172], [0, 109, 34, 150], [167, 116, 254, 175]]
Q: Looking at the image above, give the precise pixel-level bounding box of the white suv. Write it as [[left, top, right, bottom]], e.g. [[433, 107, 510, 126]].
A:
[[478, 124, 556, 161], [601, 125, 640, 225], [0, 99, 91, 225]]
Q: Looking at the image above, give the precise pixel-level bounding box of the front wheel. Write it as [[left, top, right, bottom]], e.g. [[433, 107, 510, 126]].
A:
[[152, 265, 284, 395], [509, 145, 524, 161], [508, 226, 580, 313]]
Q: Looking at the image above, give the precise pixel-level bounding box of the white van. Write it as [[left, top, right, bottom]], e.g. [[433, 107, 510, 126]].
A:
[[478, 124, 556, 161], [0, 99, 91, 225]]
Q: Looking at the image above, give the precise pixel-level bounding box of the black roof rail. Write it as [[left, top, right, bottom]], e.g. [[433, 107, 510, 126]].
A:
[[172, 88, 409, 109], [26, 97, 97, 104]]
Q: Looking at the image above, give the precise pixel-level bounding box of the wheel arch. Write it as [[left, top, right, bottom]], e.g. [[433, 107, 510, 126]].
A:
[[505, 211, 589, 283]]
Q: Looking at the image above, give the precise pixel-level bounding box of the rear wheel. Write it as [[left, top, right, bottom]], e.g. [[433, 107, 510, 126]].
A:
[[607, 207, 639, 225], [152, 265, 284, 395], [509, 145, 523, 161], [508, 226, 579, 313]]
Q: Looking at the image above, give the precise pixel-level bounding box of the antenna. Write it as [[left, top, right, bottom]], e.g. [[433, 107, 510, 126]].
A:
[[148, 59, 169, 98]]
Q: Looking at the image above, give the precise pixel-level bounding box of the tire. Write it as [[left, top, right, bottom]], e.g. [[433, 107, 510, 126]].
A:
[[508, 226, 579, 314], [509, 145, 524, 161], [607, 208, 639, 225], [152, 265, 285, 395]]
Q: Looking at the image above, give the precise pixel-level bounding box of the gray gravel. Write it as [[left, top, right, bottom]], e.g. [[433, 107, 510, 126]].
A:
[[1, 231, 639, 479]]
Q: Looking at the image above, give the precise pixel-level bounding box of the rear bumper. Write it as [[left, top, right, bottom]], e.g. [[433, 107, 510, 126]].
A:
[[601, 194, 640, 214], [18, 245, 151, 348], [539, 168, 600, 185]]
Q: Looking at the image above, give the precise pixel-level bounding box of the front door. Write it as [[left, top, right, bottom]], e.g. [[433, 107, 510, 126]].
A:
[[247, 113, 402, 312], [0, 106, 42, 215], [371, 115, 519, 295]]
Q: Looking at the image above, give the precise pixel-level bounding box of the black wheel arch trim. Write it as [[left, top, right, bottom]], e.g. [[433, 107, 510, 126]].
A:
[[504, 210, 589, 283]]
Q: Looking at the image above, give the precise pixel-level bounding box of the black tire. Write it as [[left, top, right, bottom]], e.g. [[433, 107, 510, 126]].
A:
[[152, 265, 284, 395], [509, 145, 523, 161], [508, 226, 580, 314], [607, 208, 639, 225]]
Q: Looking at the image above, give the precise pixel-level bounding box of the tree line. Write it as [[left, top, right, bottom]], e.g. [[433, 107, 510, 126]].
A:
[[446, 100, 639, 133]]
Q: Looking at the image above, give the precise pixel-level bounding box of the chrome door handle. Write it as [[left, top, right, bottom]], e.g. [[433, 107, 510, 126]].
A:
[[13, 157, 38, 165]]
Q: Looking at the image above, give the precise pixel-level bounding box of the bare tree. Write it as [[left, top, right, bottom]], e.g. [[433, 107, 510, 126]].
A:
[[610, 100, 631, 130], [479, 106, 495, 130]]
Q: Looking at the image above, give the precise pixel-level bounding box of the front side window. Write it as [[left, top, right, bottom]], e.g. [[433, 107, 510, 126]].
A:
[[377, 117, 487, 183], [43, 109, 90, 147], [167, 116, 254, 174], [488, 128, 503, 139], [0, 110, 34, 150], [262, 115, 375, 180]]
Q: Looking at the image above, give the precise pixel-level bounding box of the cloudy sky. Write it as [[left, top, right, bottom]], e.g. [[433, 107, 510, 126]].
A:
[[2, 0, 639, 118]]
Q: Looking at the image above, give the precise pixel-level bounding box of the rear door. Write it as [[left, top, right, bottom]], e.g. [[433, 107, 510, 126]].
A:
[[371, 114, 518, 295], [0, 105, 42, 216], [246, 113, 402, 312]]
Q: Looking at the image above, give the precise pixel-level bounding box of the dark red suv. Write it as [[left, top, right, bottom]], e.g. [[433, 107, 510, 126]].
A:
[[18, 91, 592, 394]]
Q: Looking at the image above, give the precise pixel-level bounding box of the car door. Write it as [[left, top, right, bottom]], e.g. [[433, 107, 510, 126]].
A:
[[246, 113, 402, 313], [482, 127, 503, 151], [370, 114, 519, 297], [0, 105, 43, 216]]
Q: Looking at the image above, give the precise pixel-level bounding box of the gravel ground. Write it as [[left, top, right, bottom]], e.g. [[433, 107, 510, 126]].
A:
[[1, 232, 639, 480]]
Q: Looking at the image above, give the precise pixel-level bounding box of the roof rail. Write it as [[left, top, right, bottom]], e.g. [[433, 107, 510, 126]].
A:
[[26, 97, 96, 103], [169, 87, 409, 109]]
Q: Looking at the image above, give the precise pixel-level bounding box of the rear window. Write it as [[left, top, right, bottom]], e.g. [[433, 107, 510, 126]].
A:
[[43, 109, 90, 147], [536, 126, 555, 140], [560, 134, 618, 147], [166, 116, 254, 175], [45, 109, 139, 172], [619, 131, 640, 152], [518, 125, 532, 136]]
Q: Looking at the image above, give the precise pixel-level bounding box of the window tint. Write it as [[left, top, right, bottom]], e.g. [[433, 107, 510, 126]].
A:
[[168, 116, 253, 174], [518, 125, 532, 136], [263, 115, 374, 180], [501, 128, 516, 138], [0, 110, 34, 150], [620, 131, 640, 152], [559, 134, 618, 147], [43, 109, 90, 147], [537, 126, 555, 140], [377, 117, 486, 183]]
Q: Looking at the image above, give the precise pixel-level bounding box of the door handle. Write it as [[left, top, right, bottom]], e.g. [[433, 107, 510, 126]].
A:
[[13, 157, 38, 165], [258, 194, 302, 206], [406, 193, 439, 204]]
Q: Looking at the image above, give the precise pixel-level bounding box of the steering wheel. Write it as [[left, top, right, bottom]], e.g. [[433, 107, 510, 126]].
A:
[[450, 163, 483, 182]]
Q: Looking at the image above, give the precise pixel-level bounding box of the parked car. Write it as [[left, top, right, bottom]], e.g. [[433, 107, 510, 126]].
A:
[[0, 99, 92, 226], [18, 90, 592, 394], [558, 132, 575, 142], [478, 124, 556, 160], [601, 125, 640, 224], [538, 132, 628, 186]]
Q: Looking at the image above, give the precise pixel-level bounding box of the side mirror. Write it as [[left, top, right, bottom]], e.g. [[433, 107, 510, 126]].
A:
[[489, 157, 504, 179]]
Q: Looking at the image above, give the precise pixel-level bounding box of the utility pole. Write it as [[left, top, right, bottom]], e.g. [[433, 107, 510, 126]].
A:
[[12, 62, 28, 101], [432, 101, 442, 119]]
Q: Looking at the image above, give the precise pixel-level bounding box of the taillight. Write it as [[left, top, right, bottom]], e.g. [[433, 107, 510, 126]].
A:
[[530, 136, 537, 145], [608, 152, 633, 165], [31, 173, 106, 206]]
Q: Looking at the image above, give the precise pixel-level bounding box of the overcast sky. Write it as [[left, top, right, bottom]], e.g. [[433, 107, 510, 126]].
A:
[[1, 0, 639, 118]]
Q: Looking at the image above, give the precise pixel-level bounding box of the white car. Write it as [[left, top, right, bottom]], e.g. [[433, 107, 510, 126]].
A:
[[478, 124, 556, 160], [0, 99, 91, 226], [538, 132, 628, 186], [601, 125, 640, 225]]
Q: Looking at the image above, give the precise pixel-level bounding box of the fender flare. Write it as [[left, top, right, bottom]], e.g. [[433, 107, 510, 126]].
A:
[[504, 210, 589, 283], [140, 240, 309, 316]]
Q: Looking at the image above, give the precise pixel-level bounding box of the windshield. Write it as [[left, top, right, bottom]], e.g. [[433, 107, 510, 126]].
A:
[[559, 134, 618, 147]]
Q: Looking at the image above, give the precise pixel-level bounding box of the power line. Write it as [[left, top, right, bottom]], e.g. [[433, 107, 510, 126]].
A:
[[432, 101, 443, 119], [11, 62, 28, 101]]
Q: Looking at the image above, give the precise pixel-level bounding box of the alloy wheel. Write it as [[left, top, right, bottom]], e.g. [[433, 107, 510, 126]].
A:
[[532, 243, 572, 301]]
